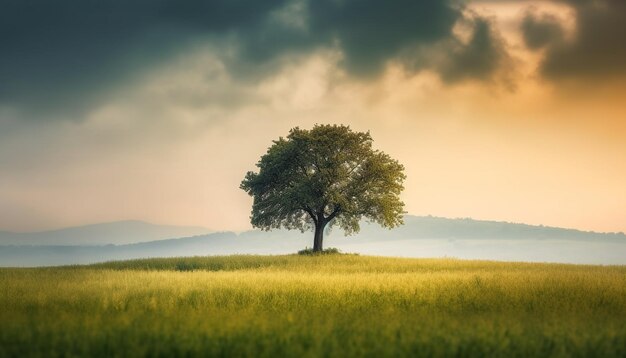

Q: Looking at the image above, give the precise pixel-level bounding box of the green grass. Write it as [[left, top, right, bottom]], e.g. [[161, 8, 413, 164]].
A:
[[1, 255, 626, 357]]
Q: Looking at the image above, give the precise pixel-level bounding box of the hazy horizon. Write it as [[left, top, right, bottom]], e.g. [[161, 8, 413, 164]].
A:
[[2, 215, 625, 267], [2, 0, 625, 234], [1, 214, 624, 236]]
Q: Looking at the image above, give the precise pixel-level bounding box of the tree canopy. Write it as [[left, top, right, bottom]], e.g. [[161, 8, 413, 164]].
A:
[[240, 124, 405, 251]]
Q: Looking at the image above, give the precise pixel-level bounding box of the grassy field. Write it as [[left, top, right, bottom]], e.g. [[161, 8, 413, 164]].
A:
[[1, 255, 626, 357]]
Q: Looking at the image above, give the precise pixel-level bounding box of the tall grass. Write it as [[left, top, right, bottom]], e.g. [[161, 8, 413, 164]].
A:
[[1, 255, 625, 357]]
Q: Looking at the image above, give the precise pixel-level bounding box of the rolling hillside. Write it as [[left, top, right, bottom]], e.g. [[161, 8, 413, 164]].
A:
[[1, 216, 624, 266], [0, 220, 211, 246]]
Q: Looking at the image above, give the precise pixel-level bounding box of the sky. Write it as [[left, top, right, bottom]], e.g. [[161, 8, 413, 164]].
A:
[[1, 0, 625, 233]]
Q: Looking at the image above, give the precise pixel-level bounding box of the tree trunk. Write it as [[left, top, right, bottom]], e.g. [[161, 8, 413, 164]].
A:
[[313, 219, 326, 252]]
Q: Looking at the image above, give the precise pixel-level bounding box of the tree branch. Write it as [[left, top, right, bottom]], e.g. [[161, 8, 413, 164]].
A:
[[303, 206, 318, 225], [326, 205, 341, 222]]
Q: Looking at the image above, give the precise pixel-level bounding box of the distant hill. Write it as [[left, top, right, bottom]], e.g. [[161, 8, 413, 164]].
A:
[[0, 220, 211, 246], [0, 216, 624, 267], [356, 216, 626, 242]]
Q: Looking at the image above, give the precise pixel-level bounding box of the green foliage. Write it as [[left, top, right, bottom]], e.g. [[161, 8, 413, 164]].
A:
[[297, 247, 344, 255], [240, 124, 406, 238], [2, 256, 626, 357]]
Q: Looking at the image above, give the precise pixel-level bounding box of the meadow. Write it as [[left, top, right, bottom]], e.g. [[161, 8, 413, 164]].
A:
[[1, 255, 626, 357]]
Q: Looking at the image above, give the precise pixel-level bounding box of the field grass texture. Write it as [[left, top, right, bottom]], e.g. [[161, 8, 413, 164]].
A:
[[1, 255, 626, 357]]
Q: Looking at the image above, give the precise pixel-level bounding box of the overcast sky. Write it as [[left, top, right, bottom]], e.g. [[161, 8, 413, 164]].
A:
[[1, 0, 625, 233]]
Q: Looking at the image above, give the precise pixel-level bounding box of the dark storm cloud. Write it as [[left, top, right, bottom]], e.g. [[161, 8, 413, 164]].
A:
[[0, 0, 510, 118], [521, 12, 564, 50], [0, 0, 288, 117], [522, 0, 626, 80], [307, 0, 460, 77], [229, 0, 480, 81], [439, 18, 509, 83]]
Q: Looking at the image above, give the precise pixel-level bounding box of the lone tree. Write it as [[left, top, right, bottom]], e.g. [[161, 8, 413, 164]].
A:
[[240, 124, 406, 252]]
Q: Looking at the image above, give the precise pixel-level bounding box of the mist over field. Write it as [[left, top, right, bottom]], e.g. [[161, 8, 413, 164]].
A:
[[2, 216, 624, 267]]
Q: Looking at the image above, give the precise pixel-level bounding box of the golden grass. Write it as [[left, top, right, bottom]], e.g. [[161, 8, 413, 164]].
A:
[[1, 255, 625, 356]]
